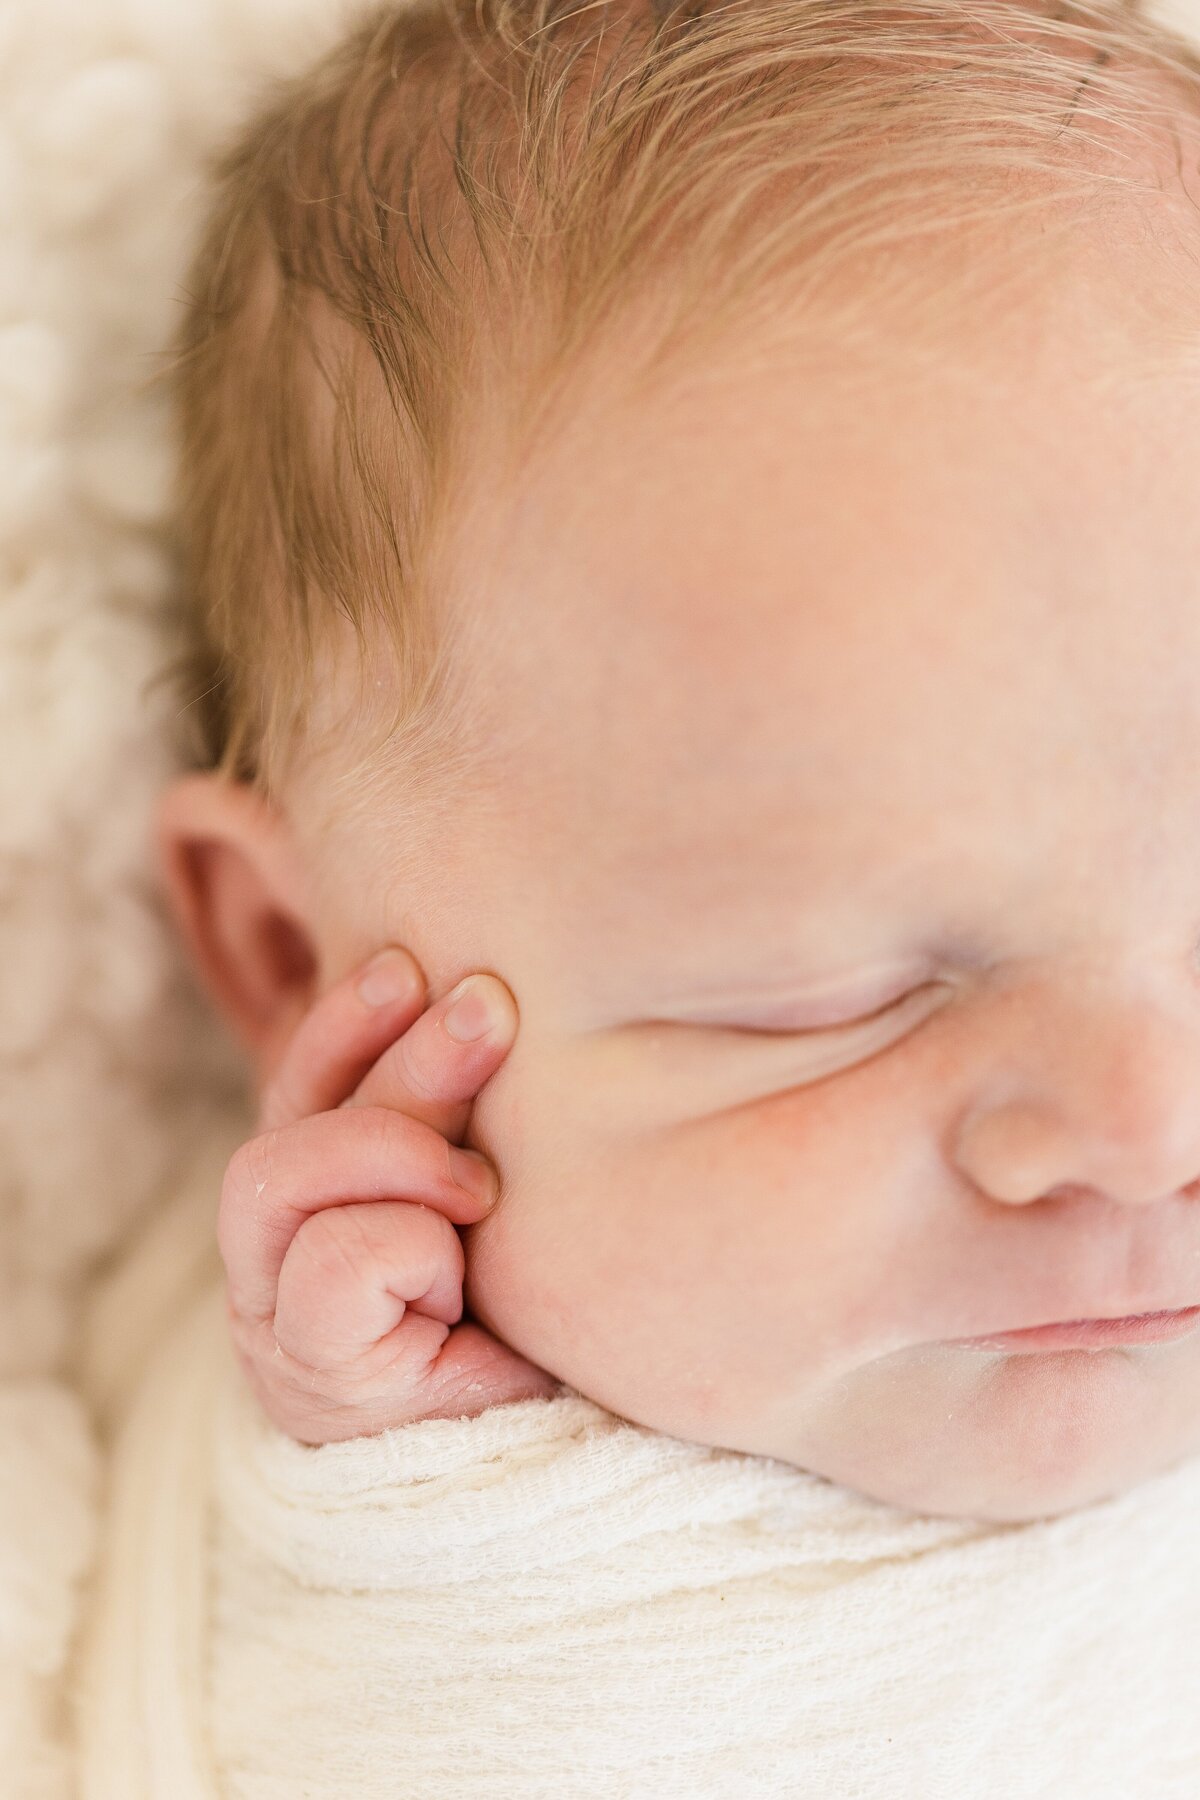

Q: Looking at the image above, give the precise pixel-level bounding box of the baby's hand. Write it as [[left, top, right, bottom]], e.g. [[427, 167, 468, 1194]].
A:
[[219, 949, 561, 1444]]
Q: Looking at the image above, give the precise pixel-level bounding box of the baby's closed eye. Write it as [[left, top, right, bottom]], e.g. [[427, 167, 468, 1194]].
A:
[[568, 983, 955, 1130], [684, 979, 955, 1037]]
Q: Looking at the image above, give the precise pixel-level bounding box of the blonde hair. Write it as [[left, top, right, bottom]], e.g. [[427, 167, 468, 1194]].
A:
[[165, 0, 1200, 811]]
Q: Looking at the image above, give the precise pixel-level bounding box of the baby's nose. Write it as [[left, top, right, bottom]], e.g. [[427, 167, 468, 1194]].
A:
[[951, 984, 1200, 1209]]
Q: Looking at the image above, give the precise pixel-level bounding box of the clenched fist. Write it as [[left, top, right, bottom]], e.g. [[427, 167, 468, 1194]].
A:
[[219, 947, 561, 1444]]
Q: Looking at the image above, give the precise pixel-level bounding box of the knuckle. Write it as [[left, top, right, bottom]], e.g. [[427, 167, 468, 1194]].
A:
[[224, 1288, 266, 1367], [218, 1129, 281, 1267], [393, 1029, 443, 1105], [226, 1129, 278, 1202], [290, 1204, 362, 1281], [357, 1104, 421, 1171]]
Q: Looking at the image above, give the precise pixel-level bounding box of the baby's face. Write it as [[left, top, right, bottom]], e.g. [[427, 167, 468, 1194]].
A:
[[301, 238, 1200, 1521]]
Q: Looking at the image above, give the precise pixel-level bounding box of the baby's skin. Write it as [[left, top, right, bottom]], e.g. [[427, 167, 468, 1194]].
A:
[[163, 139, 1200, 1525], [222, 954, 556, 1444]]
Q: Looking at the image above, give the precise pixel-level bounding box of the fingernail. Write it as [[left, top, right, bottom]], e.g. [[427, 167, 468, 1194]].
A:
[[442, 975, 513, 1043], [448, 1146, 499, 1205], [357, 949, 421, 1009]]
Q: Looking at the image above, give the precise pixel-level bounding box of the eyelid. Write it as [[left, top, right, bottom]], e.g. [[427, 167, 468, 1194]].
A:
[[717, 979, 952, 1037]]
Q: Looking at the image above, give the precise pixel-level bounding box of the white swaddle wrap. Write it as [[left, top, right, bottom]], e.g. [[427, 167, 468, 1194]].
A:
[[71, 1147, 1200, 1800]]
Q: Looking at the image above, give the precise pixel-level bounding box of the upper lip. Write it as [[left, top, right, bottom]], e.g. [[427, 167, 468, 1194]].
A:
[[949, 1303, 1200, 1339]]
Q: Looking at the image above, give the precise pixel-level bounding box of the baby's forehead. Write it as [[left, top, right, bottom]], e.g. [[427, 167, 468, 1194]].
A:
[[306, 39, 1200, 880], [422, 265, 1200, 925], [458, 254, 1190, 679]]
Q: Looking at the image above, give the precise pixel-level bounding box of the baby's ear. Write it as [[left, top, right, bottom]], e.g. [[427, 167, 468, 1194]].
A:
[[154, 772, 320, 1080]]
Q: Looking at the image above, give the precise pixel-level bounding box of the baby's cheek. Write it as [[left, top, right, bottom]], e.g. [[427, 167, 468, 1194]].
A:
[[461, 1037, 885, 1437], [459, 1142, 637, 1389], [456, 1110, 799, 1438]]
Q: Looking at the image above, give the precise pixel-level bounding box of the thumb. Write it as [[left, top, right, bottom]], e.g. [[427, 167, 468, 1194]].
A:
[[422, 1322, 563, 1420]]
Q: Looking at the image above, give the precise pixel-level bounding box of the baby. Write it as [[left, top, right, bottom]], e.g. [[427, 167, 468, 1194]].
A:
[[156, 0, 1200, 1525]]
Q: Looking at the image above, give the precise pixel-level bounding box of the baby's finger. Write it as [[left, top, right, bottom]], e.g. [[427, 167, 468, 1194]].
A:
[[219, 1106, 498, 1329], [232, 1308, 562, 1445], [271, 1198, 464, 1369], [256, 948, 428, 1133], [343, 972, 519, 1140]]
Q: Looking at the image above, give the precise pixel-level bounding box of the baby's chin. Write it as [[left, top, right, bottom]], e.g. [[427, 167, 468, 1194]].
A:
[[744, 1335, 1200, 1523]]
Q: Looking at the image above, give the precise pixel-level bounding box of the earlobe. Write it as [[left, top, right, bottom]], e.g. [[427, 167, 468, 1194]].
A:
[[154, 772, 321, 1073]]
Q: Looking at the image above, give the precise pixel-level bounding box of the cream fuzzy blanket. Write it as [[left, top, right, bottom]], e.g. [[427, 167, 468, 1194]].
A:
[[3, 0, 1200, 1794]]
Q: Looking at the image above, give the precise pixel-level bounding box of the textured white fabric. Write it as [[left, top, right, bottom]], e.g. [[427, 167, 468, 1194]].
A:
[[2, 0, 1200, 1793], [71, 1168, 1200, 1798]]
